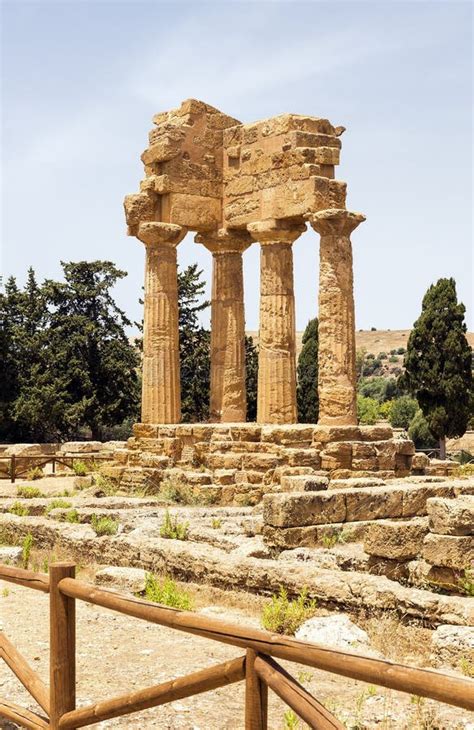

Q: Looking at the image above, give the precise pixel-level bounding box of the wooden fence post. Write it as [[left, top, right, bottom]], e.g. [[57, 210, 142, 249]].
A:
[[11, 455, 15, 483], [245, 649, 267, 729], [50, 562, 76, 729]]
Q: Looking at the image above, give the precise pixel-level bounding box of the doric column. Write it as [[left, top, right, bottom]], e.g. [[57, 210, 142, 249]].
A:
[[309, 208, 365, 426], [248, 220, 305, 424], [137, 221, 187, 423], [196, 229, 251, 422]]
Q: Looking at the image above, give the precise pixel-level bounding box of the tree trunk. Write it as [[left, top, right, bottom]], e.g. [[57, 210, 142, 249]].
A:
[[439, 436, 446, 460]]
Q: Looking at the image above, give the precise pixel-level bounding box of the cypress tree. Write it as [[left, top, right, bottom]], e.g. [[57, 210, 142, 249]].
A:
[[245, 335, 258, 422], [178, 264, 211, 422], [297, 318, 319, 423], [401, 278, 472, 459]]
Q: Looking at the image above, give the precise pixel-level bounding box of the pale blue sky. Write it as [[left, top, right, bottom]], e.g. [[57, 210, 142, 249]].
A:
[[1, 0, 472, 332]]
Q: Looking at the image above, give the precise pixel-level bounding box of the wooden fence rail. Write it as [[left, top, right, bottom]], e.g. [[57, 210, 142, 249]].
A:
[[0, 454, 113, 483], [0, 562, 473, 730]]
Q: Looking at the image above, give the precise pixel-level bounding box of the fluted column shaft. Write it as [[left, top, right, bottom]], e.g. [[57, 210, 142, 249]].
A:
[[197, 231, 251, 422], [310, 209, 365, 426], [138, 222, 187, 423], [249, 221, 305, 424]]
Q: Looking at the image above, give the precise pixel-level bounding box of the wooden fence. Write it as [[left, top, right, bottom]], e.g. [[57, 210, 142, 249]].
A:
[[0, 455, 113, 483], [0, 562, 473, 729]]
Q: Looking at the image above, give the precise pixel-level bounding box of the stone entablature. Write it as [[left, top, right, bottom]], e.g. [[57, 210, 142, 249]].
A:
[[125, 99, 363, 425]]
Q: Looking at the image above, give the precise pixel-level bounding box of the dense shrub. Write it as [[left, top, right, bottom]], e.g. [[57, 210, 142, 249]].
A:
[[357, 396, 380, 425], [408, 410, 437, 448], [389, 396, 419, 429]]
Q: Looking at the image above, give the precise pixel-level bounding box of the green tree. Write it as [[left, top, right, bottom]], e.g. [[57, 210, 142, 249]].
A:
[[388, 395, 419, 429], [9, 262, 140, 441], [401, 278, 473, 459], [178, 265, 210, 422], [358, 376, 401, 403], [297, 318, 319, 423], [245, 335, 258, 422]]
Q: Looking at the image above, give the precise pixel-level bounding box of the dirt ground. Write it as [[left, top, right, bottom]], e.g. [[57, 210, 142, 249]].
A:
[[1, 575, 473, 729]]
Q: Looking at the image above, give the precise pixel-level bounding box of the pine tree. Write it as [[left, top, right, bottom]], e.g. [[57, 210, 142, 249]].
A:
[[245, 335, 258, 421], [178, 265, 211, 422], [401, 278, 472, 459], [297, 318, 319, 423]]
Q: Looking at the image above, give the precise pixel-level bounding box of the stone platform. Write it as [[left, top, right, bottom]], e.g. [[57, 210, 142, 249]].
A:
[[104, 422, 433, 504]]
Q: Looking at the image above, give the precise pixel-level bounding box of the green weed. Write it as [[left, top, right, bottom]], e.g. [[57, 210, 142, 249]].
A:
[[9, 501, 29, 517], [144, 573, 193, 610], [261, 587, 316, 636], [160, 510, 189, 540], [22, 533, 33, 569], [16, 486, 44, 499], [91, 515, 119, 536]]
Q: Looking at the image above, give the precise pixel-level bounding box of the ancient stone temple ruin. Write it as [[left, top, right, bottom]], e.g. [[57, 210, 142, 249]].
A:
[[118, 99, 426, 499], [124, 99, 362, 427]]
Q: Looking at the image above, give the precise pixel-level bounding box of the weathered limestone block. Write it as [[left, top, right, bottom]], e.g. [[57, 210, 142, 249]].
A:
[[60, 442, 102, 453], [364, 519, 429, 560], [280, 474, 329, 491], [263, 491, 346, 528], [138, 222, 187, 424], [310, 209, 365, 426], [312, 425, 361, 444], [359, 425, 394, 442], [320, 442, 352, 470], [344, 487, 403, 522], [412, 452, 430, 471], [430, 625, 474, 669], [248, 220, 305, 424], [401, 484, 454, 517], [423, 533, 474, 570], [196, 230, 251, 422], [284, 448, 321, 469], [427, 496, 474, 536], [262, 425, 314, 444]]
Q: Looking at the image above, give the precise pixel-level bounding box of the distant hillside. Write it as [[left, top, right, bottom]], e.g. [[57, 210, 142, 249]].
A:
[[246, 329, 474, 361]]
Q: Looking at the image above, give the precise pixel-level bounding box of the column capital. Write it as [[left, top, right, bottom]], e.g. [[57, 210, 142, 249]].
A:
[[247, 219, 306, 246], [137, 221, 187, 247], [195, 228, 252, 255], [308, 208, 365, 237]]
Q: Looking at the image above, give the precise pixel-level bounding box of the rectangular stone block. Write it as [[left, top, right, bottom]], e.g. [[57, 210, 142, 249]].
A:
[[242, 454, 281, 471], [423, 533, 474, 570], [167, 193, 221, 230], [263, 491, 346, 528], [280, 475, 329, 492], [312, 426, 361, 444], [344, 486, 403, 522], [402, 484, 454, 517], [320, 442, 352, 470], [427, 496, 474, 536], [364, 519, 429, 560]]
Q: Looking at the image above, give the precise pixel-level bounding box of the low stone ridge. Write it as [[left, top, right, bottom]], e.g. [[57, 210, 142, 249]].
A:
[[1, 511, 473, 626], [427, 495, 474, 536]]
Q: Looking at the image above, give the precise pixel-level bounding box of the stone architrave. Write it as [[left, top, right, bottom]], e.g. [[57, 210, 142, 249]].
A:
[[248, 220, 305, 424], [309, 209, 365, 426], [137, 221, 187, 423], [196, 229, 252, 422]]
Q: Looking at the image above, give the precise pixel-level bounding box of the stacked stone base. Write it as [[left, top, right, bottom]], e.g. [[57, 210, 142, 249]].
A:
[[101, 422, 435, 504]]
